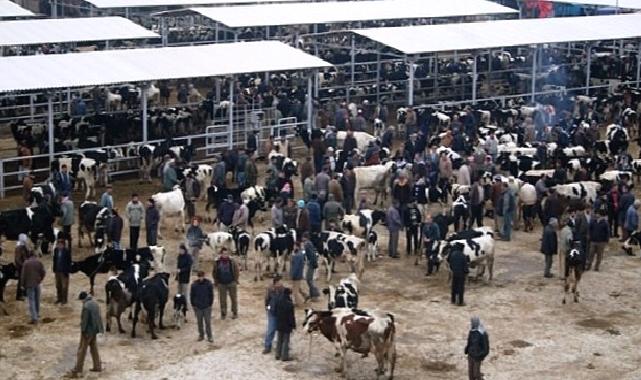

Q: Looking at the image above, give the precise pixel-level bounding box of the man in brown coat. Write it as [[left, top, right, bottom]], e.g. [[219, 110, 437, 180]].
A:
[[69, 291, 104, 377], [299, 157, 314, 189], [21, 250, 45, 324], [328, 175, 344, 203]]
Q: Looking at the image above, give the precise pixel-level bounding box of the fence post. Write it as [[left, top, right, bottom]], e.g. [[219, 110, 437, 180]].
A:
[[0, 159, 4, 199]]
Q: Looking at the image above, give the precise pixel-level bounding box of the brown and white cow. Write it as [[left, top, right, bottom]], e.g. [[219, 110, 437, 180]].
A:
[[303, 308, 396, 379]]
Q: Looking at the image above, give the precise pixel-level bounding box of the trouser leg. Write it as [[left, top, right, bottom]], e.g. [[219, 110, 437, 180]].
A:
[[204, 306, 212, 339], [74, 334, 89, 373], [544, 254, 553, 276], [275, 331, 284, 359], [229, 283, 238, 316], [218, 284, 228, 317], [88, 335, 101, 370], [264, 313, 277, 350]]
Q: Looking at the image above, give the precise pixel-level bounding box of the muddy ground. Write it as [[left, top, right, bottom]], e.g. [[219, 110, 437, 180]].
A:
[[1, 153, 641, 380]]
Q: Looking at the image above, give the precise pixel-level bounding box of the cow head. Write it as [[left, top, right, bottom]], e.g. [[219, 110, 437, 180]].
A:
[[302, 309, 334, 334], [149, 246, 166, 272], [322, 285, 337, 309]]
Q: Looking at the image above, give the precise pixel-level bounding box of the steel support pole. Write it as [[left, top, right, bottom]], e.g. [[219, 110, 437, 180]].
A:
[[125, 7, 130, 19], [376, 51, 381, 103], [142, 86, 148, 143], [105, 40, 110, 49], [408, 57, 415, 106], [472, 54, 478, 104], [531, 47, 537, 103], [52, 0, 57, 18], [234, 32, 238, 42], [265, 26, 270, 84], [307, 72, 314, 135], [348, 34, 355, 103], [215, 23, 219, 43], [67, 88, 71, 115], [161, 18, 168, 47], [48, 96, 54, 164], [29, 95, 34, 122], [636, 40, 641, 88], [228, 79, 234, 149], [585, 43, 592, 95], [434, 52, 439, 98]]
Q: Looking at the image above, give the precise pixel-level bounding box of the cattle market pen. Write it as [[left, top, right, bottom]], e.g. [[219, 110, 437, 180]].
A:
[[0, 40, 331, 196], [150, 0, 518, 100], [334, 13, 641, 109]]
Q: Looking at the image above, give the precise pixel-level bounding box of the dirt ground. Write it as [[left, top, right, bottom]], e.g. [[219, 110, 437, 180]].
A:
[[2, 153, 641, 380]]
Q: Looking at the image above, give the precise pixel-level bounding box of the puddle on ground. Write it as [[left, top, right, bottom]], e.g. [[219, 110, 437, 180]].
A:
[[7, 324, 31, 339], [510, 339, 534, 348], [421, 360, 456, 372], [576, 318, 613, 329]]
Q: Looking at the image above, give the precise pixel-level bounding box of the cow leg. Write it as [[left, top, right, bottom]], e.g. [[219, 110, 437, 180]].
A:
[[105, 309, 111, 332], [117, 313, 125, 334], [159, 306, 166, 330], [90, 275, 96, 295], [149, 309, 158, 339], [375, 349, 385, 377], [487, 255, 495, 281], [131, 302, 140, 338], [562, 277, 569, 304]]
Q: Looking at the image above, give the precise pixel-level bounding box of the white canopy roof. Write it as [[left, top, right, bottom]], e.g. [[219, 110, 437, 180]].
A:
[[0, 0, 34, 18], [0, 40, 331, 93], [549, 0, 641, 8], [354, 13, 641, 55], [188, 0, 517, 28], [0, 17, 159, 46], [85, 0, 304, 9]]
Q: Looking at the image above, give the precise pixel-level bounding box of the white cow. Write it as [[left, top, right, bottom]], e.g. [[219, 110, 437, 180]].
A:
[[205, 232, 234, 255], [77, 158, 98, 200], [600, 170, 632, 183], [336, 131, 377, 152], [149, 246, 167, 272], [353, 162, 395, 206], [151, 186, 185, 239]]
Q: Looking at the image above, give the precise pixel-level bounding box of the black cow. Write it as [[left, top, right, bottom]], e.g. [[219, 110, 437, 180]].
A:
[[0, 205, 58, 255], [132, 272, 170, 339], [205, 185, 245, 213], [0, 263, 18, 302], [173, 294, 188, 330], [29, 184, 56, 206], [71, 247, 155, 294]]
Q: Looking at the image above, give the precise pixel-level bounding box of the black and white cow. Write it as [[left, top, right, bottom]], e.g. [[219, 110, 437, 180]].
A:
[[173, 294, 188, 330], [253, 226, 296, 281], [563, 247, 586, 304], [29, 183, 56, 206], [0, 206, 58, 255], [132, 272, 170, 339], [341, 209, 386, 238], [105, 262, 148, 334], [78, 202, 109, 248], [183, 164, 213, 201], [553, 181, 600, 203], [322, 273, 360, 309], [205, 231, 234, 254], [367, 230, 378, 262], [52, 155, 98, 200], [313, 231, 367, 282], [71, 246, 160, 294], [229, 225, 251, 270], [436, 234, 495, 282]]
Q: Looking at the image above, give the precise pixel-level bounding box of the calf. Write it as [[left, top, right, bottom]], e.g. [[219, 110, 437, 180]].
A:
[[367, 230, 378, 262], [563, 247, 586, 304], [341, 209, 386, 238], [184, 164, 213, 201], [132, 272, 170, 339], [173, 293, 187, 330], [322, 273, 360, 309], [303, 308, 396, 379]]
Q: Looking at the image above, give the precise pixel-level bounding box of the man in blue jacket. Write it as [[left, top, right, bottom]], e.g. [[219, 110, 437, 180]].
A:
[[307, 194, 322, 233], [386, 201, 403, 258], [302, 233, 319, 301], [448, 243, 469, 306], [624, 200, 640, 243], [53, 238, 71, 304]]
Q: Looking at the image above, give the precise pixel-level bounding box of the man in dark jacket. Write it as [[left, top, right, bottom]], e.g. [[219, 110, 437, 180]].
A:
[[177, 244, 193, 302], [386, 201, 403, 258], [212, 248, 239, 320], [69, 291, 104, 377], [543, 188, 562, 225], [190, 271, 214, 342], [465, 316, 490, 380], [145, 199, 160, 246], [53, 239, 71, 304], [541, 217, 559, 278], [186, 217, 207, 271], [587, 211, 609, 271], [275, 288, 295, 361], [289, 242, 306, 306], [213, 157, 226, 189], [342, 130, 357, 153], [217, 195, 236, 232], [302, 233, 320, 301], [404, 201, 422, 257], [22, 250, 45, 323], [307, 194, 322, 233], [469, 179, 485, 228], [108, 209, 123, 249], [54, 164, 74, 196], [619, 186, 635, 241], [448, 243, 469, 306], [246, 131, 258, 157]]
